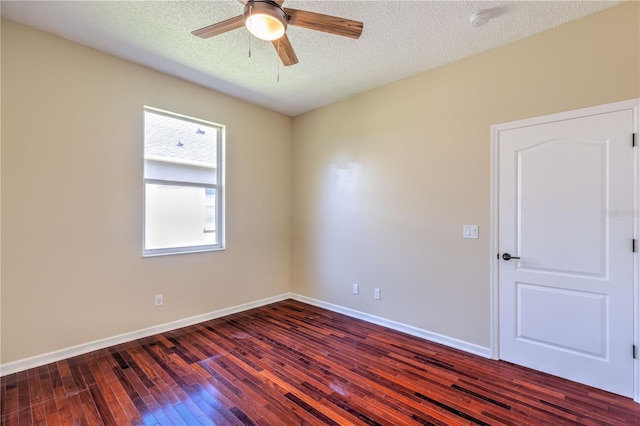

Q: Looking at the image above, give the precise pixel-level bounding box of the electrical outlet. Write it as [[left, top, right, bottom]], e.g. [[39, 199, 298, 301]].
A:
[[352, 283, 359, 294], [154, 294, 163, 307], [374, 288, 381, 300], [463, 225, 479, 239]]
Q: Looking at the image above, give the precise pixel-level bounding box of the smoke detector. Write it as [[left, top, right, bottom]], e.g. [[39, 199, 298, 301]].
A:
[[470, 10, 492, 27]]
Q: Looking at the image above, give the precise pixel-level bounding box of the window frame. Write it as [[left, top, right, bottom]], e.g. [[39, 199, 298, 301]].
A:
[[142, 106, 225, 257]]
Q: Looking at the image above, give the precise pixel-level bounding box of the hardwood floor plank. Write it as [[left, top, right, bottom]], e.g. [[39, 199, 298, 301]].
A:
[[2, 299, 639, 425], [187, 388, 232, 426], [26, 368, 43, 406], [89, 356, 129, 425], [17, 406, 32, 426], [65, 392, 90, 426], [1, 375, 6, 407], [93, 350, 145, 425], [2, 408, 20, 426], [51, 395, 73, 424], [186, 376, 249, 425], [2, 371, 19, 417], [15, 371, 30, 411], [42, 396, 61, 426]]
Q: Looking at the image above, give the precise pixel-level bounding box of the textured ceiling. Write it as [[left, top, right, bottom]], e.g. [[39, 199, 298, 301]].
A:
[[0, 1, 621, 116]]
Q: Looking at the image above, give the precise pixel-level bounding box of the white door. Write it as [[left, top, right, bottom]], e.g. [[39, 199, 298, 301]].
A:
[[497, 105, 636, 397]]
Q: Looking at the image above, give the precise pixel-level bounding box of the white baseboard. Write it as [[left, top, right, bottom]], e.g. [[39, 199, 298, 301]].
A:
[[1, 292, 490, 376], [0, 293, 292, 377], [290, 293, 491, 359]]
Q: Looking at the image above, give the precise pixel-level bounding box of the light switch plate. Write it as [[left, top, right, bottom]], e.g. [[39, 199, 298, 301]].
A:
[[463, 225, 478, 239]]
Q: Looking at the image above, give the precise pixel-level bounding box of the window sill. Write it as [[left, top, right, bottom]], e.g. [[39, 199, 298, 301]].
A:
[[142, 246, 225, 257]]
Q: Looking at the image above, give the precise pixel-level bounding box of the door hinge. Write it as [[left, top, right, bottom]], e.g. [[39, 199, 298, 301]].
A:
[[634, 239, 637, 253], [633, 133, 637, 147], [634, 345, 637, 359]]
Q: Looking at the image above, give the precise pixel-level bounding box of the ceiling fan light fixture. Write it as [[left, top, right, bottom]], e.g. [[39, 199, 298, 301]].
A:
[[244, 1, 287, 41]]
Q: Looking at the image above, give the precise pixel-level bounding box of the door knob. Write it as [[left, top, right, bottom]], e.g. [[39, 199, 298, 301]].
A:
[[502, 253, 520, 261]]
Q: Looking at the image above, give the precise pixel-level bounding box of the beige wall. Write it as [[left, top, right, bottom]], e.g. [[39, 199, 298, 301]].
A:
[[291, 2, 640, 348], [1, 20, 292, 363]]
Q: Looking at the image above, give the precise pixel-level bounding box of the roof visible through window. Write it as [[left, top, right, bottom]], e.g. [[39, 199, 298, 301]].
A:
[[144, 111, 217, 167]]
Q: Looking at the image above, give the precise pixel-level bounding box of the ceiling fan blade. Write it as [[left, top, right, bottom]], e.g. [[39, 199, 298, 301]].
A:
[[192, 15, 245, 39], [284, 8, 363, 39], [272, 33, 298, 66]]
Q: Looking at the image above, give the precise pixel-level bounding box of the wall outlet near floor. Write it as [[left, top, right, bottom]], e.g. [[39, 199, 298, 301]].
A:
[[353, 283, 359, 295], [374, 288, 381, 300], [154, 294, 163, 307]]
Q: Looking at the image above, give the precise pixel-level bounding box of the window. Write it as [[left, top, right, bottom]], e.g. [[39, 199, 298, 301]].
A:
[[143, 107, 224, 256]]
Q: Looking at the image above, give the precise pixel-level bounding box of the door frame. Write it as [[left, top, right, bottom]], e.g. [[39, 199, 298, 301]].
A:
[[489, 98, 640, 402]]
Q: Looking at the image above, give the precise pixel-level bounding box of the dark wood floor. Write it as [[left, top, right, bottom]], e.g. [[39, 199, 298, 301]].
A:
[[1, 299, 638, 425]]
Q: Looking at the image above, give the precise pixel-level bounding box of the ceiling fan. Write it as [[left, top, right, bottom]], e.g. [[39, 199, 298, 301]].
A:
[[191, 0, 363, 66]]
